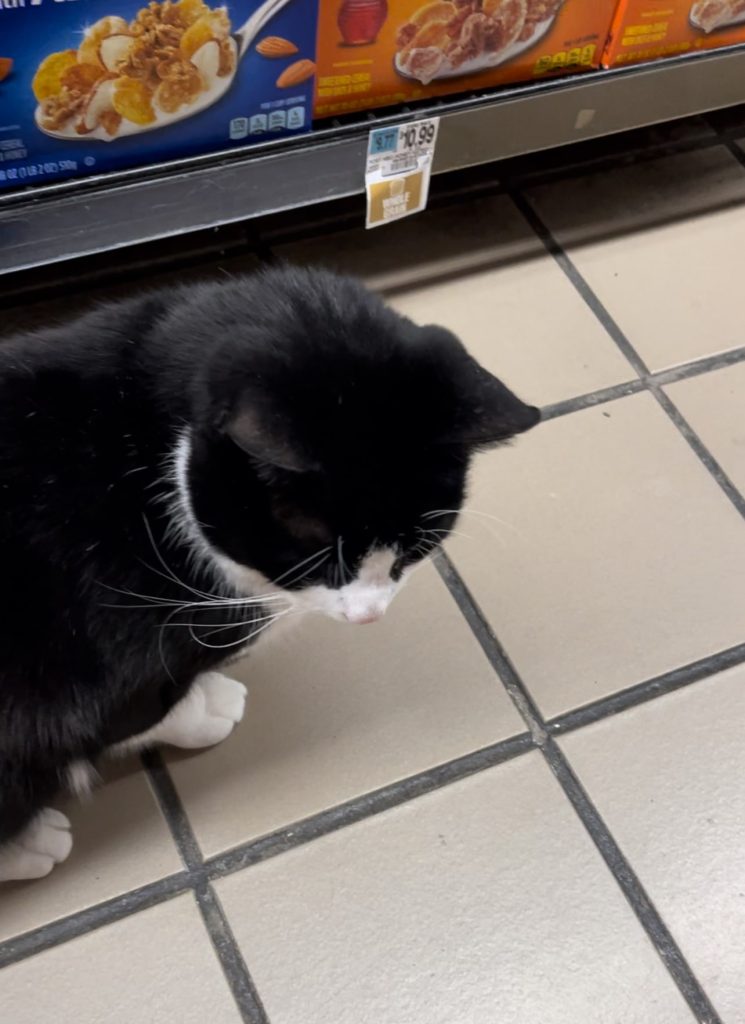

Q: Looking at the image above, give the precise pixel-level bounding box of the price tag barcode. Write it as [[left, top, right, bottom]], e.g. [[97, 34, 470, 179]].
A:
[[382, 152, 418, 177]]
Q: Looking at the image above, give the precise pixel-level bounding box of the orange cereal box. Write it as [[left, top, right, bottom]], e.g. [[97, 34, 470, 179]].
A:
[[314, 1, 618, 119], [603, 1, 745, 66]]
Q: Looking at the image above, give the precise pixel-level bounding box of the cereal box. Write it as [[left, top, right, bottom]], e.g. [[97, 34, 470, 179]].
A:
[[603, 0, 745, 66], [0, 0, 318, 191], [314, 1, 618, 119]]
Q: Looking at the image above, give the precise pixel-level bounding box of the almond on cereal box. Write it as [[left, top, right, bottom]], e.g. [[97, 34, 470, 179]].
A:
[[0, 0, 318, 189], [314, 0, 617, 118]]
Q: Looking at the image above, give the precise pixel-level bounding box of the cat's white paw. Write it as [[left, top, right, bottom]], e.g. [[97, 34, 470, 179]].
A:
[[0, 808, 73, 883], [156, 672, 247, 749]]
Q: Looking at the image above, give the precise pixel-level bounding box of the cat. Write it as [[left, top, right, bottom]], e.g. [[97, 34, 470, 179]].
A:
[[0, 265, 539, 882]]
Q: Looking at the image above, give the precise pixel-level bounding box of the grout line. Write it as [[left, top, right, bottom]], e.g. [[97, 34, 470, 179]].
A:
[[648, 382, 745, 519], [0, 733, 532, 973], [432, 554, 546, 741], [0, 872, 191, 970], [143, 750, 270, 1024], [194, 884, 271, 1024], [205, 733, 534, 878], [541, 344, 745, 422], [434, 552, 723, 1024], [547, 640, 745, 734], [3, 626, 734, 989], [510, 187, 745, 522], [35, 628, 739, 977], [644, 406, 741, 519], [540, 380, 645, 420], [507, 188, 650, 376], [142, 749, 205, 874], [540, 739, 721, 1024], [649, 344, 745, 385]]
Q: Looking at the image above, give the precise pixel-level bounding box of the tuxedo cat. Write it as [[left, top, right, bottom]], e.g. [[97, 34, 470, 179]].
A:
[[0, 265, 539, 882]]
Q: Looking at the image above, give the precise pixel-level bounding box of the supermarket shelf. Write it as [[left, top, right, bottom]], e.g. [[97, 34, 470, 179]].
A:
[[3, 46, 745, 276]]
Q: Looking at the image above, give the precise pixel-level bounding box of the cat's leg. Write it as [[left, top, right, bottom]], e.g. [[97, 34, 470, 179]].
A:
[[109, 672, 247, 756], [0, 759, 74, 882], [0, 808, 73, 883]]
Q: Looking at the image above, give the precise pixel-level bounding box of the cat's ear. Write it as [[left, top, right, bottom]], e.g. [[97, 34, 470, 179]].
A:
[[419, 325, 540, 448], [458, 367, 541, 449], [224, 405, 319, 473]]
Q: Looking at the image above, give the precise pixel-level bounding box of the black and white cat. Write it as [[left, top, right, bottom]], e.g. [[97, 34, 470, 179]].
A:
[[0, 266, 539, 882]]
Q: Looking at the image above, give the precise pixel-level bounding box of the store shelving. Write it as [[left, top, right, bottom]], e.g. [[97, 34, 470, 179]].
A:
[[2, 45, 745, 276]]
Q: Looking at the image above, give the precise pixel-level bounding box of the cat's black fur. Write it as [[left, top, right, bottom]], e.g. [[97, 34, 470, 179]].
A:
[[0, 265, 538, 847]]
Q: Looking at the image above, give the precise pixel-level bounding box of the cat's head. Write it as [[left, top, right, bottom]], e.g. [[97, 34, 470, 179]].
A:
[[178, 266, 539, 624]]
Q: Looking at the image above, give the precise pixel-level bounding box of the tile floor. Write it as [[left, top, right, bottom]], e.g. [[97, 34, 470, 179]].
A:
[[3, 126, 745, 1024]]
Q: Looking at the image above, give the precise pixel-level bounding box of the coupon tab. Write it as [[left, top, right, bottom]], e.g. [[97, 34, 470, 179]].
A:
[[365, 117, 440, 229]]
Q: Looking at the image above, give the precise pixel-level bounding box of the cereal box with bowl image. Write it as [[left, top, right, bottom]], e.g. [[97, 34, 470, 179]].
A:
[[314, 1, 618, 118], [0, 0, 318, 191], [603, 0, 745, 66]]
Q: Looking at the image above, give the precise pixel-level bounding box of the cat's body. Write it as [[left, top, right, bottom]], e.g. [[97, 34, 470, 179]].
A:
[[0, 266, 539, 881]]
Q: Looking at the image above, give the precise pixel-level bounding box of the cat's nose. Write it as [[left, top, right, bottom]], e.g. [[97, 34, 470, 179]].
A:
[[343, 608, 383, 625], [340, 583, 394, 624]]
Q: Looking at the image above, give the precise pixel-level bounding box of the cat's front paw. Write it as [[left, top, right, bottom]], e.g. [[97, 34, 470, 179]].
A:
[[157, 672, 247, 749], [0, 808, 73, 883]]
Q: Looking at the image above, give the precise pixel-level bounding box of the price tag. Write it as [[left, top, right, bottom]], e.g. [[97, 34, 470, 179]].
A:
[[365, 117, 440, 229]]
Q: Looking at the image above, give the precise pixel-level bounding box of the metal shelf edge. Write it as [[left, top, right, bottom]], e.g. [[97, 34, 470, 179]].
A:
[[2, 47, 745, 275]]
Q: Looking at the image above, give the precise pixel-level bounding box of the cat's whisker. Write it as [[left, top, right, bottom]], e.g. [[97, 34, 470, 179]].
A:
[[162, 608, 289, 636], [157, 604, 183, 685], [413, 529, 442, 549], [136, 557, 220, 604], [421, 509, 520, 549], [187, 607, 293, 650], [98, 582, 287, 611], [271, 545, 333, 588], [274, 551, 332, 591], [198, 614, 286, 640], [416, 526, 474, 543], [98, 593, 284, 606], [141, 513, 221, 602], [410, 539, 437, 560], [96, 582, 190, 608], [198, 605, 300, 639], [337, 536, 350, 587], [423, 507, 524, 537], [159, 587, 281, 667]]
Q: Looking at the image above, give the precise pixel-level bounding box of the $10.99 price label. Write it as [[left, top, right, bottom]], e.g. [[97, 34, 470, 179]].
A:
[[365, 117, 440, 229]]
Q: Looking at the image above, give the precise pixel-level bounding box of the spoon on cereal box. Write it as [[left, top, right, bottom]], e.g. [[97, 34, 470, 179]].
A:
[[34, 0, 315, 141]]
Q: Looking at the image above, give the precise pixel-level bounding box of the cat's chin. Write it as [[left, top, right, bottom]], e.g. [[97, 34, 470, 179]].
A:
[[288, 547, 407, 626], [213, 547, 408, 625], [292, 584, 396, 625]]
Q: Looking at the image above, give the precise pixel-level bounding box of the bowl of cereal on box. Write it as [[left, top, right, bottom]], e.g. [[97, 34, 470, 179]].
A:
[[689, 0, 745, 32], [33, 0, 315, 140], [395, 0, 564, 84]]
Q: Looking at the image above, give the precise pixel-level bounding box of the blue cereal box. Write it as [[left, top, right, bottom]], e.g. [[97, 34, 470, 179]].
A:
[[0, 0, 318, 190]]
